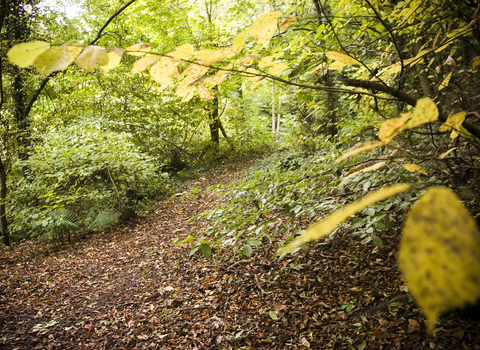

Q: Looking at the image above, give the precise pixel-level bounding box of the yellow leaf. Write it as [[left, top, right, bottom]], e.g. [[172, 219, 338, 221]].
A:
[[239, 54, 262, 64], [7, 41, 49, 68], [312, 62, 326, 73], [382, 49, 428, 76], [101, 51, 122, 72], [328, 60, 350, 70], [339, 161, 387, 186], [471, 56, 480, 68], [132, 55, 161, 74], [172, 43, 194, 61], [193, 49, 216, 60], [176, 78, 192, 97], [250, 77, 266, 90], [335, 141, 385, 163], [438, 71, 452, 91], [258, 55, 274, 68], [150, 57, 178, 85], [198, 85, 215, 100], [268, 61, 288, 75], [399, 187, 480, 333], [403, 164, 427, 175], [183, 61, 209, 80], [401, 97, 438, 130], [325, 51, 360, 65], [75, 45, 109, 73], [108, 44, 125, 57], [203, 47, 236, 67], [232, 28, 251, 52], [439, 111, 470, 138], [125, 43, 152, 56], [244, 68, 260, 81], [438, 148, 457, 159], [203, 75, 224, 85], [250, 12, 283, 47], [378, 112, 411, 143], [278, 184, 410, 255], [279, 13, 297, 30], [33, 44, 82, 75], [181, 86, 196, 102]]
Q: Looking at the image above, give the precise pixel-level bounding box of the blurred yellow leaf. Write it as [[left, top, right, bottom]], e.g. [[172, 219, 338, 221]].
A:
[[193, 49, 216, 60], [382, 49, 428, 76], [268, 61, 288, 75], [378, 112, 411, 143], [279, 13, 297, 30], [399, 187, 480, 333], [260, 56, 276, 70], [198, 85, 215, 100], [132, 55, 161, 74], [7, 41, 49, 68], [250, 12, 283, 47], [75, 45, 109, 73], [203, 75, 224, 85], [326, 51, 360, 66], [239, 54, 262, 64], [33, 44, 82, 75], [150, 57, 178, 85], [439, 111, 470, 139], [335, 141, 384, 163], [339, 161, 387, 186], [278, 184, 410, 255], [401, 98, 438, 130], [181, 86, 196, 102], [312, 62, 327, 73], [232, 28, 251, 51], [203, 47, 236, 66], [244, 68, 260, 81], [125, 43, 152, 56], [471, 56, 480, 68], [403, 164, 427, 175], [438, 148, 457, 159], [108, 44, 125, 57], [172, 43, 194, 61], [101, 51, 122, 72], [438, 72, 452, 91], [184, 61, 209, 80], [250, 77, 266, 90]]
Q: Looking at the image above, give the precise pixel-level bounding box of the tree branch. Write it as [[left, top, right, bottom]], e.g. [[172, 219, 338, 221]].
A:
[[341, 78, 480, 139], [24, 0, 138, 122]]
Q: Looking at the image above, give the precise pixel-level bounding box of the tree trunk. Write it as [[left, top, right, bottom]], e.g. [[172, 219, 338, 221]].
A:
[[0, 155, 8, 246], [272, 80, 276, 134], [208, 95, 220, 145]]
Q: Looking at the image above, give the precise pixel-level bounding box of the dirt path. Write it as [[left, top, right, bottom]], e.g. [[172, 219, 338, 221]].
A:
[[1, 160, 479, 350]]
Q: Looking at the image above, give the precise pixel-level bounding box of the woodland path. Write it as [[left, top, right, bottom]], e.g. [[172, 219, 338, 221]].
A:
[[1, 159, 479, 350]]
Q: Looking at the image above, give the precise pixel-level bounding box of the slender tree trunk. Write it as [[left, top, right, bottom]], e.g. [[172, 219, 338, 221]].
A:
[[208, 96, 221, 145], [272, 80, 276, 134], [0, 155, 8, 246]]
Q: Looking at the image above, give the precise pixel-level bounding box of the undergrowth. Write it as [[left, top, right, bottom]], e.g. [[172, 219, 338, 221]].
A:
[[182, 140, 448, 258]]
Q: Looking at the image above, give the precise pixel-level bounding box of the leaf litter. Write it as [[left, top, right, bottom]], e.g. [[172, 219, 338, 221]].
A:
[[1, 159, 479, 349]]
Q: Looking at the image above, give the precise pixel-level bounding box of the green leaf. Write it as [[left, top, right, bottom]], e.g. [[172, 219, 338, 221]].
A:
[[372, 236, 383, 247], [199, 243, 211, 258], [268, 311, 278, 320], [249, 240, 263, 246], [242, 244, 253, 257]]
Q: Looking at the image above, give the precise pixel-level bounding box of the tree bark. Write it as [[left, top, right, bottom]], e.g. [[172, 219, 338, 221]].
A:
[[0, 155, 8, 246]]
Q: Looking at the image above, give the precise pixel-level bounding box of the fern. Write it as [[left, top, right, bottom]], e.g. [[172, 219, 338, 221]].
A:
[[87, 210, 120, 231]]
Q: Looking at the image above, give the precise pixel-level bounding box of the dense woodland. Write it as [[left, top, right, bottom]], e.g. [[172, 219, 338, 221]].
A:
[[1, 0, 480, 348]]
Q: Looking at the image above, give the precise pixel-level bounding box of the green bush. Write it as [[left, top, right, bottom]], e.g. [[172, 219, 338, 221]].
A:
[[8, 120, 171, 240]]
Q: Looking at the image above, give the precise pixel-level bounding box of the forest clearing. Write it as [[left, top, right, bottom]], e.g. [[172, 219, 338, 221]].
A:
[[2, 0, 480, 348]]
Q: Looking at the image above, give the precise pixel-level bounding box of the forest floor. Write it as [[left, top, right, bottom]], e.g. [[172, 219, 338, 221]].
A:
[[1, 159, 480, 350]]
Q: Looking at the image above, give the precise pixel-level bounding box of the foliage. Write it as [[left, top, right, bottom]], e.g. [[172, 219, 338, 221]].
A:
[[8, 118, 171, 239]]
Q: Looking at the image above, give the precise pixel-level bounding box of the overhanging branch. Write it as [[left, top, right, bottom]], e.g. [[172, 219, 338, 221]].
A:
[[341, 78, 480, 139]]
